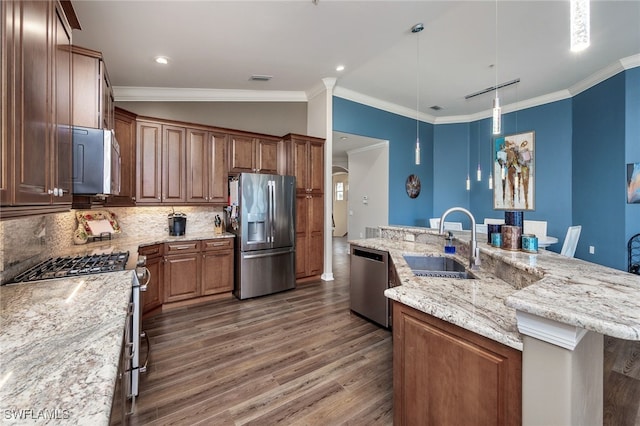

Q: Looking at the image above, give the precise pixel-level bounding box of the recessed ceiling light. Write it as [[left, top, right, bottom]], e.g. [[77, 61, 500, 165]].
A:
[[155, 56, 169, 65], [336, 65, 345, 72]]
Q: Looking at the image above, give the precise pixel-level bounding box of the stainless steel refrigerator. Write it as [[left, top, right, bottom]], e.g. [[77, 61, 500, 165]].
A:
[[227, 173, 296, 299]]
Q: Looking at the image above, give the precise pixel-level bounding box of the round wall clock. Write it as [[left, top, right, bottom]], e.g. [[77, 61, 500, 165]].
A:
[[405, 174, 421, 198]]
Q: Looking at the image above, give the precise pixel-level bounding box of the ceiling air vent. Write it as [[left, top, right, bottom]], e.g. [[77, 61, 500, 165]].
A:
[[250, 75, 272, 82], [430, 105, 443, 111]]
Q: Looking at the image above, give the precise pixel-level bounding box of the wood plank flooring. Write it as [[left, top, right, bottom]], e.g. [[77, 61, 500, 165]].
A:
[[122, 237, 640, 425]]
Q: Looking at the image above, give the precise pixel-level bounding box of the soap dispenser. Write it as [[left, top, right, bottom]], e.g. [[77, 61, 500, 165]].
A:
[[444, 231, 456, 254]]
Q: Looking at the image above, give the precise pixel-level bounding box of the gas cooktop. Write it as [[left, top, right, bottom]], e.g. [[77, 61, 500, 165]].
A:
[[11, 251, 130, 283]]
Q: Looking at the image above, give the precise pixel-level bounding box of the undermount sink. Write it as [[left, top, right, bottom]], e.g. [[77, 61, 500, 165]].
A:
[[403, 255, 476, 279]]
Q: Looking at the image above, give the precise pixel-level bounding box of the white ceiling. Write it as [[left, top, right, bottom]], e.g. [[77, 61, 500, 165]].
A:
[[71, 1, 640, 159]]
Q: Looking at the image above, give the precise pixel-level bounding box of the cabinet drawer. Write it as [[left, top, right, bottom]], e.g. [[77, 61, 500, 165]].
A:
[[139, 243, 164, 258], [202, 238, 234, 251], [165, 241, 200, 254]]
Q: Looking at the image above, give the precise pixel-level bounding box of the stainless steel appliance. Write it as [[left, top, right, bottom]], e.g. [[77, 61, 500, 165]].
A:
[[227, 173, 296, 299], [168, 212, 187, 236], [11, 252, 130, 282], [350, 246, 390, 328], [72, 126, 121, 195]]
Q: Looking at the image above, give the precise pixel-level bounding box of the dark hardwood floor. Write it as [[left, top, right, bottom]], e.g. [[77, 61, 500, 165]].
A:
[[125, 236, 640, 425]]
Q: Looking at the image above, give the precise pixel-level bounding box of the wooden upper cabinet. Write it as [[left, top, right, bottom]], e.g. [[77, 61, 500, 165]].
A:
[[70, 45, 114, 130], [186, 128, 227, 204], [1, 0, 74, 212], [162, 125, 187, 203], [228, 134, 279, 174], [136, 121, 162, 203], [283, 134, 324, 194], [109, 107, 137, 204]]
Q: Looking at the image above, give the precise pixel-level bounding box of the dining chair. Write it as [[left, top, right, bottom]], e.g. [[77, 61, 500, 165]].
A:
[[560, 225, 582, 257], [523, 220, 548, 239], [475, 223, 488, 234], [484, 218, 505, 225], [429, 218, 463, 231], [429, 218, 440, 229]]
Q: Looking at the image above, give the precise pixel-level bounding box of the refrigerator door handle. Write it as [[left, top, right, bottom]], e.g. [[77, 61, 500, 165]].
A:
[[242, 247, 293, 259], [268, 180, 276, 243]]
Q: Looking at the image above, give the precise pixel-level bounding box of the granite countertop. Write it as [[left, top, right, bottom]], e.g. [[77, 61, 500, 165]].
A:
[[353, 225, 640, 351], [0, 231, 234, 425], [0, 271, 133, 425]]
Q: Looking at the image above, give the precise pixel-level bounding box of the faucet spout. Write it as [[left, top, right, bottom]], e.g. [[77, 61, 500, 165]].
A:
[[438, 207, 480, 269]]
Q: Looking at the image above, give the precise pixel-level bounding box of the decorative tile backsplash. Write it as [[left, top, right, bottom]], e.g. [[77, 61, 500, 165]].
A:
[[0, 206, 224, 284]]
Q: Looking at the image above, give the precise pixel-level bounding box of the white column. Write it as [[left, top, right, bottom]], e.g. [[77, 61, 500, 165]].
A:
[[517, 311, 603, 426], [307, 78, 336, 282]]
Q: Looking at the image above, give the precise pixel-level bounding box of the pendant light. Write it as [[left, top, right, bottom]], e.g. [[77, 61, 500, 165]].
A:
[[412, 23, 424, 165], [570, 0, 590, 52], [492, 0, 501, 135]]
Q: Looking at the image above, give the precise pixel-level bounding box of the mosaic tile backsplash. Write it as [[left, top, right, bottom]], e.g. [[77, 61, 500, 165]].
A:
[[0, 206, 224, 284]]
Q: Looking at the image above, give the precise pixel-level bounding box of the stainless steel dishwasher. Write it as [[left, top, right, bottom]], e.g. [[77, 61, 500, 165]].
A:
[[350, 245, 389, 328]]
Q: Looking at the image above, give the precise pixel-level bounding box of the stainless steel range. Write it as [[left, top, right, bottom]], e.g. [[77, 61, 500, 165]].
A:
[[11, 252, 130, 282]]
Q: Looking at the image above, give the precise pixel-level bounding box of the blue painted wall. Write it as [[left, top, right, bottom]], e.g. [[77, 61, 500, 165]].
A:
[[573, 72, 627, 269], [333, 67, 637, 270], [626, 67, 640, 270], [333, 97, 434, 227]]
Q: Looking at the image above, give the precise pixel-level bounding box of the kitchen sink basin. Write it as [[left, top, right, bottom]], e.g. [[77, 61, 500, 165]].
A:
[[403, 255, 476, 279]]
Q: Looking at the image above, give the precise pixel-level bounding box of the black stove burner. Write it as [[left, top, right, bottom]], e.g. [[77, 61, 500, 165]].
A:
[[11, 251, 130, 283]]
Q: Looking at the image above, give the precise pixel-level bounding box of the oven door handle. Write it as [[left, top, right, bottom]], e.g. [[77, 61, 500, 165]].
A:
[[140, 331, 150, 373], [136, 267, 151, 291]]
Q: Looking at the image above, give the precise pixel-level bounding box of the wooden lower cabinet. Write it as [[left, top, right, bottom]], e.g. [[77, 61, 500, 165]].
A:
[[140, 239, 234, 315], [138, 242, 164, 315], [295, 193, 324, 280], [392, 301, 522, 426]]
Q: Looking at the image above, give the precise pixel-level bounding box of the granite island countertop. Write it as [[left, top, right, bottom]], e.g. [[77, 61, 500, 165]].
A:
[[0, 271, 133, 425], [0, 231, 235, 425], [351, 225, 640, 351]]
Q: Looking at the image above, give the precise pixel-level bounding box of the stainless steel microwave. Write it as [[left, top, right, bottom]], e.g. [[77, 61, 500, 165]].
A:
[[72, 126, 121, 196]]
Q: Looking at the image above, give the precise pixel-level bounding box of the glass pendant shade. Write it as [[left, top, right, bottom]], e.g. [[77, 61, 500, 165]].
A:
[[570, 0, 590, 52], [415, 138, 421, 165], [477, 164, 482, 181], [489, 173, 494, 189], [492, 97, 502, 135], [466, 174, 471, 191]]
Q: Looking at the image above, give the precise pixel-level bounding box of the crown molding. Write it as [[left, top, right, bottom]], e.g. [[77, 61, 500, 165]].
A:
[[347, 140, 389, 157], [569, 53, 640, 96], [113, 86, 308, 102], [333, 87, 436, 124]]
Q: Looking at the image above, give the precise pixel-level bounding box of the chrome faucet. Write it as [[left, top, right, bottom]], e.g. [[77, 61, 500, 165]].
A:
[[438, 207, 481, 269]]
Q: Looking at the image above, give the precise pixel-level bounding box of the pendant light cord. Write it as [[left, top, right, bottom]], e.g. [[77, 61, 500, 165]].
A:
[[416, 30, 420, 142], [495, 0, 498, 98]]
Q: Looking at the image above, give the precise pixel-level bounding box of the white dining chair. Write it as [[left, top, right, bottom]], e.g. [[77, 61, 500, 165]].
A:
[[523, 220, 548, 239], [475, 223, 488, 234], [560, 225, 582, 257], [484, 218, 505, 225], [429, 218, 463, 231]]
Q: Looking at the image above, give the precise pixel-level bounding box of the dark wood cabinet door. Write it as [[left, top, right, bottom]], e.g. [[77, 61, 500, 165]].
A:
[[295, 195, 309, 278], [209, 132, 228, 203], [308, 141, 324, 193], [393, 302, 522, 426], [186, 128, 209, 203], [71, 48, 100, 128], [141, 254, 163, 314], [228, 135, 255, 173], [162, 125, 186, 203], [52, 3, 72, 204], [164, 253, 200, 303], [111, 108, 137, 204], [256, 138, 278, 174], [201, 250, 233, 295], [14, 0, 51, 204], [308, 194, 324, 276], [292, 140, 308, 192], [136, 121, 162, 203]]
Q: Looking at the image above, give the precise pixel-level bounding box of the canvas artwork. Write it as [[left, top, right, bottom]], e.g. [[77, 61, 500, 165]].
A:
[[493, 131, 535, 210], [628, 163, 640, 204]]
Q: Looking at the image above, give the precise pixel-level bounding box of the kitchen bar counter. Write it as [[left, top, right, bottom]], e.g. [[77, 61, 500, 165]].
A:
[[352, 225, 640, 350], [0, 271, 133, 425], [0, 231, 234, 425]]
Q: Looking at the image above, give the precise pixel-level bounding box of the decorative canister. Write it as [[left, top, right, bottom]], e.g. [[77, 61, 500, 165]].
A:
[[487, 224, 502, 244], [501, 225, 522, 250], [522, 234, 539, 253], [491, 231, 502, 248], [504, 211, 524, 235]]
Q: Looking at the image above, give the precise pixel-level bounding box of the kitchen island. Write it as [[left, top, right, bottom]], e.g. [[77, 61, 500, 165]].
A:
[[0, 230, 234, 425], [351, 225, 640, 426]]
